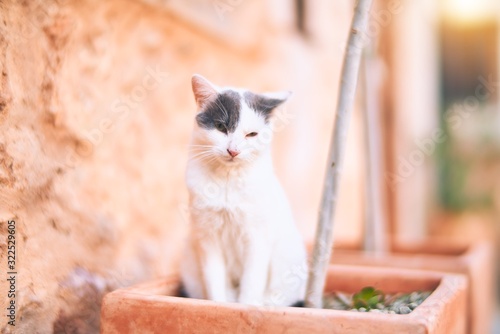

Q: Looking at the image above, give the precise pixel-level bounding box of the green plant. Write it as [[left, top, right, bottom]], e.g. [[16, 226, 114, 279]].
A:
[[352, 287, 385, 310]]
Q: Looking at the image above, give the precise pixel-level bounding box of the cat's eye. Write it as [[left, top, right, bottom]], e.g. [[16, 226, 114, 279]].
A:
[[215, 122, 226, 133], [246, 132, 258, 138]]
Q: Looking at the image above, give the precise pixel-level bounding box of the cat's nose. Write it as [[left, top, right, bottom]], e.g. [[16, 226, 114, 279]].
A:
[[227, 149, 240, 158]]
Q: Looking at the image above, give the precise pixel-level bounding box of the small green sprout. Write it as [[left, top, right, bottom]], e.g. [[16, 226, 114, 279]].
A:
[[352, 287, 385, 310]]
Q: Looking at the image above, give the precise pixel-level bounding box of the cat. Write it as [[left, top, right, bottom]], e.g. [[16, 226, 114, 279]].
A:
[[181, 74, 307, 307]]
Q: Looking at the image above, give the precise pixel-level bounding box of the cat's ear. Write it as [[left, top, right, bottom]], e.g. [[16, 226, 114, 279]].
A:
[[192, 74, 219, 110], [260, 91, 292, 106], [246, 91, 291, 118]]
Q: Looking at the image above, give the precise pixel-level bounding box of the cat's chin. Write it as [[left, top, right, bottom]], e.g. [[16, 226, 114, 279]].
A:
[[218, 156, 248, 167], [224, 157, 241, 164]]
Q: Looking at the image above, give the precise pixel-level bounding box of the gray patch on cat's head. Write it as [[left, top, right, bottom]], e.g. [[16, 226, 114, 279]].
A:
[[196, 90, 241, 134], [244, 91, 286, 122]]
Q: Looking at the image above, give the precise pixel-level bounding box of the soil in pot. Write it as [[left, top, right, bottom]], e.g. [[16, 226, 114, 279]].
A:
[[323, 286, 432, 315]]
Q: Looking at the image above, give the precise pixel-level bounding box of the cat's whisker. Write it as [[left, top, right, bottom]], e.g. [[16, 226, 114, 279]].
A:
[[189, 151, 214, 161], [213, 97, 229, 120], [212, 96, 226, 115], [202, 156, 219, 165], [188, 148, 213, 153], [188, 147, 214, 151], [188, 145, 216, 151], [188, 144, 214, 148], [189, 152, 223, 165], [189, 150, 212, 157]]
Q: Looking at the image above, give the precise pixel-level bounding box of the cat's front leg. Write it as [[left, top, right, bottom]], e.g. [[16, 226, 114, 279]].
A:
[[201, 245, 227, 302], [238, 241, 270, 306]]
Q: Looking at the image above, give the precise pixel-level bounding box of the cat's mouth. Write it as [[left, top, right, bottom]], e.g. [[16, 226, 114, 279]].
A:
[[223, 155, 242, 164]]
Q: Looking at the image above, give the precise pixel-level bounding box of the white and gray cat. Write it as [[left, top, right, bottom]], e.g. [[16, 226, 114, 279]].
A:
[[181, 75, 307, 307]]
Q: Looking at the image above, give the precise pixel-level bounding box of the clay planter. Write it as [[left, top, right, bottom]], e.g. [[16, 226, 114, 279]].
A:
[[325, 237, 495, 334], [101, 265, 467, 334]]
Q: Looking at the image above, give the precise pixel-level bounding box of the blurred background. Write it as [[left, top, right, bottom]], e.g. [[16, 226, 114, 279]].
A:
[[0, 0, 498, 332]]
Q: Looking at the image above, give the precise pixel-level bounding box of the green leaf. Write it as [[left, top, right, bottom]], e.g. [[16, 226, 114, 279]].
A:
[[367, 295, 381, 308], [352, 286, 386, 310]]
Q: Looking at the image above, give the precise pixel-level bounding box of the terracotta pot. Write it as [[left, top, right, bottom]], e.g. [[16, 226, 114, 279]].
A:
[[322, 237, 495, 334], [101, 265, 467, 334]]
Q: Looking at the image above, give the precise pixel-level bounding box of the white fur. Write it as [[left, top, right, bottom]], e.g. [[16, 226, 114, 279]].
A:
[[181, 78, 307, 306]]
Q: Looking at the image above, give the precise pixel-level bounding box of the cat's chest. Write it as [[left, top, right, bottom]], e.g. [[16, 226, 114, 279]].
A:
[[190, 169, 262, 211]]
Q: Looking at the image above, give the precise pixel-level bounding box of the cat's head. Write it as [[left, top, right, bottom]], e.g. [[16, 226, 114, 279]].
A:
[[190, 74, 290, 166]]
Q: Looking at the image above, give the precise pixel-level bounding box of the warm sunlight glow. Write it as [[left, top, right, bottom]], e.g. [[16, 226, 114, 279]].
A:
[[442, 0, 498, 24]]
